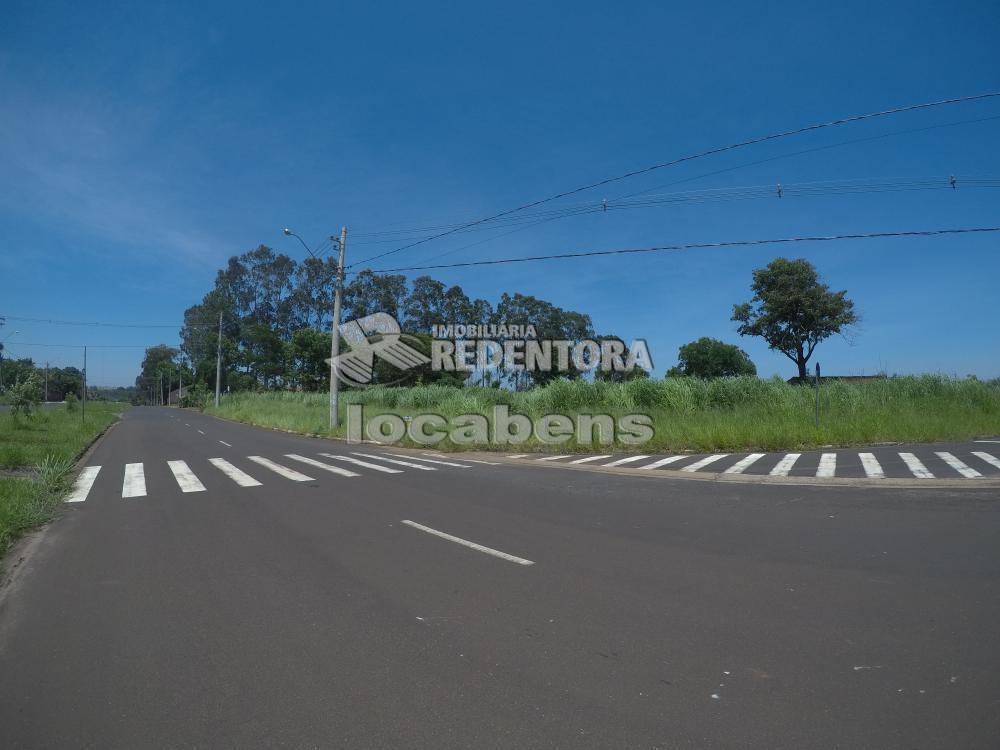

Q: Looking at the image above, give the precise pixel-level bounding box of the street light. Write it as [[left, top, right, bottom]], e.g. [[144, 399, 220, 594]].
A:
[[282, 226, 347, 430]]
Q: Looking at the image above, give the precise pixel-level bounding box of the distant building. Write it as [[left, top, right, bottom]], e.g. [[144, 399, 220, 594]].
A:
[[168, 385, 190, 405]]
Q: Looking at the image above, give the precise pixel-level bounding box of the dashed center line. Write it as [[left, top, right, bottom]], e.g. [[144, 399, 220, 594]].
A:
[[219, 440, 232, 447], [197, 429, 206, 435], [401, 520, 534, 566]]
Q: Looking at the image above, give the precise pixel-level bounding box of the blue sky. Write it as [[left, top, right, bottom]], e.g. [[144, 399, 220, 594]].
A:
[[1, 0, 998, 386]]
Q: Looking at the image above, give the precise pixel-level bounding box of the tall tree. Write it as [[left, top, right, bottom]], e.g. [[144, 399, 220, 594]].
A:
[[668, 337, 756, 378], [343, 270, 408, 320], [732, 258, 857, 380]]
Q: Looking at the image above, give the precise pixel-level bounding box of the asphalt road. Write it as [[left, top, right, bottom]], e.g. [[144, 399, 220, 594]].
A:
[[1, 407, 998, 749]]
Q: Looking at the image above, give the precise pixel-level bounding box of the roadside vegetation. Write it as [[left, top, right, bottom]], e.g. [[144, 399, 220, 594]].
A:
[[207, 375, 1000, 452], [0, 394, 123, 560]]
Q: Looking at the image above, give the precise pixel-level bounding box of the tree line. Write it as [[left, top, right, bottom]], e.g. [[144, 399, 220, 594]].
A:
[[137, 246, 857, 394]]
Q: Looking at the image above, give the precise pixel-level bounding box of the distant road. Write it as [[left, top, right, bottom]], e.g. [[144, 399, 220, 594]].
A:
[[0, 406, 997, 748]]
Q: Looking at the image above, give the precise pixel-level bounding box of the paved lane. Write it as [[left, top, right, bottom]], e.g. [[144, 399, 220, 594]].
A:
[[1, 406, 998, 748]]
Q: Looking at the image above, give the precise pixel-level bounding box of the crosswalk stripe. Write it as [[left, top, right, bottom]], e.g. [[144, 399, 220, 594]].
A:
[[66, 466, 101, 503], [858, 453, 885, 478], [681, 454, 729, 472], [899, 452, 934, 479], [386, 453, 471, 468], [723, 453, 765, 474], [769, 453, 801, 477], [935, 452, 982, 478], [247, 456, 315, 481], [122, 463, 147, 498], [816, 453, 837, 478], [319, 453, 404, 474], [639, 456, 687, 470], [351, 453, 436, 471], [569, 455, 613, 464], [286, 454, 360, 478], [603, 455, 650, 467], [972, 451, 1000, 470], [208, 458, 263, 487], [537, 455, 572, 462], [167, 460, 207, 492]]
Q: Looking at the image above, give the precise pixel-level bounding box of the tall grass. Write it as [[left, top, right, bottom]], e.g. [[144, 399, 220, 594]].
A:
[[207, 375, 1000, 452], [1, 402, 124, 562]]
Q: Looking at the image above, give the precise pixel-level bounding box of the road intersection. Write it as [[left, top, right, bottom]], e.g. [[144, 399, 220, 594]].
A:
[[1, 406, 998, 748]]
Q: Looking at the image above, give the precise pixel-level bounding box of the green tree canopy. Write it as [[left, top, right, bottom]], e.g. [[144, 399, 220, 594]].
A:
[[668, 337, 756, 379], [732, 258, 857, 380]]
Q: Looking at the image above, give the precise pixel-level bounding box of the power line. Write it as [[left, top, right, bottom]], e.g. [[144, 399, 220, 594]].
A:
[[347, 91, 1000, 268], [369, 226, 1000, 273]]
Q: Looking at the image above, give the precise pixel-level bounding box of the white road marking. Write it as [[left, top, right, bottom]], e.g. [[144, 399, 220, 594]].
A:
[[219, 440, 232, 447], [208, 458, 262, 487], [935, 452, 982, 478], [401, 520, 534, 566], [319, 453, 403, 474], [769, 453, 801, 476], [425, 453, 500, 465], [167, 460, 207, 493], [197, 429, 205, 435], [569, 455, 613, 464], [899, 452, 934, 479], [603, 455, 651, 467], [286, 454, 360, 477], [639, 456, 687, 470], [506, 454, 529, 458], [66, 466, 101, 503], [859, 453, 885, 479], [386, 453, 471, 468], [723, 453, 765, 474], [816, 453, 837, 478], [681, 454, 729, 472], [247, 456, 315, 481], [184, 423, 190, 426], [536, 455, 572, 461], [972, 451, 1000, 470], [122, 463, 147, 498], [351, 452, 436, 471], [974, 439, 1000, 443]]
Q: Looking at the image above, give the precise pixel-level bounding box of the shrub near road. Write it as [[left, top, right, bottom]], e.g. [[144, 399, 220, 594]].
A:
[[208, 375, 1000, 452], [0, 402, 123, 560]]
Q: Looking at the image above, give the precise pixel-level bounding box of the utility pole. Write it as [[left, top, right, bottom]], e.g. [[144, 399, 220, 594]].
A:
[[44, 362, 48, 402], [215, 310, 223, 408], [329, 226, 347, 430], [82, 345, 87, 422], [178, 360, 183, 406]]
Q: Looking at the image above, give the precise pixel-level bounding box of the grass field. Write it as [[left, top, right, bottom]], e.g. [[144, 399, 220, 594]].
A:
[[0, 402, 124, 561], [207, 375, 1000, 452]]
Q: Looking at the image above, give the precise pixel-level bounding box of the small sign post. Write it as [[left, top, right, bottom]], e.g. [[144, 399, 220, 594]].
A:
[[814, 361, 821, 428]]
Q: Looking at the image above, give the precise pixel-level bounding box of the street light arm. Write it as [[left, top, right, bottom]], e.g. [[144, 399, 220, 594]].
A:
[[282, 228, 316, 259]]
